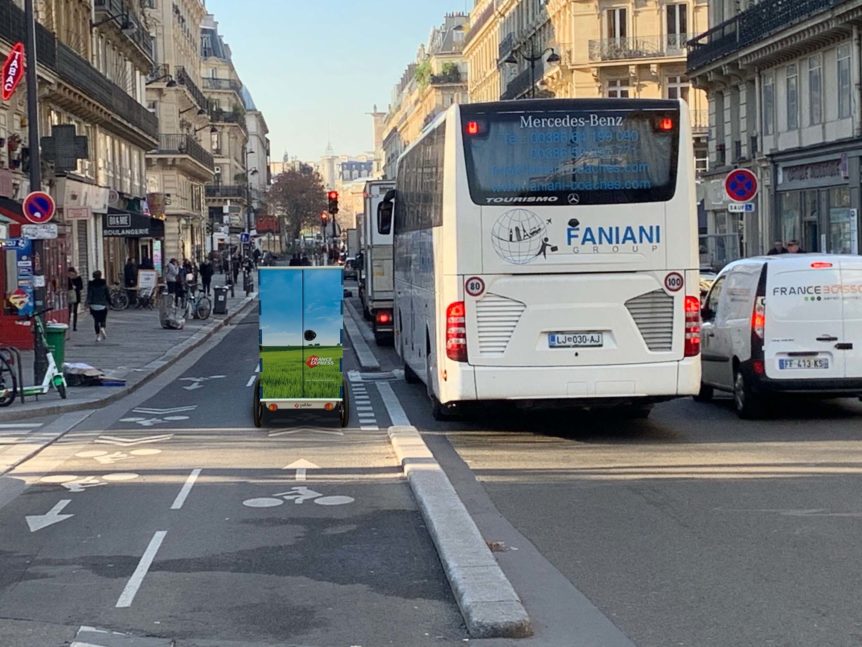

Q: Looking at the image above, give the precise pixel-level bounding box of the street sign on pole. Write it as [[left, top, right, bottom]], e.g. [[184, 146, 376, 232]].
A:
[[724, 169, 759, 203], [22, 191, 55, 224]]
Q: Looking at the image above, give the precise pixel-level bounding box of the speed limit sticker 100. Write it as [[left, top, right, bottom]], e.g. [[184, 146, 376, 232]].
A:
[[465, 277, 485, 298], [664, 272, 684, 293]]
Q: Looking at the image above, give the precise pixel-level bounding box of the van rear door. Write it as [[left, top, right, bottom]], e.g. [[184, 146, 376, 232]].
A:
[[839, 257, 862, 379], [764, 260, 845, 381]]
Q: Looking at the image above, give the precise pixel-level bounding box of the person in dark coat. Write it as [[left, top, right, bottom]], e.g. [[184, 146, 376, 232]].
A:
[[124, 257, 137, 305], [199, 258, 214, 295], [67, 267, 83, 332], [86, 270, 111, 342]]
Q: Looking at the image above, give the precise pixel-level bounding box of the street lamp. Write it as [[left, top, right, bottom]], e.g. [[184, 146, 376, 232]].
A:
[[503, 38, 560, 99], [146, 73, 177, 88]]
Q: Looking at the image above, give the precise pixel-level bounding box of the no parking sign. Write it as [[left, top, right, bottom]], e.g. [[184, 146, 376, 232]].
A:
[[22, 191, 55, 224]]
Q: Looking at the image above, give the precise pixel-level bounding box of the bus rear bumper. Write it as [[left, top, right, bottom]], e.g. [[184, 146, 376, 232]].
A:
[[450, 359, 700, 403]]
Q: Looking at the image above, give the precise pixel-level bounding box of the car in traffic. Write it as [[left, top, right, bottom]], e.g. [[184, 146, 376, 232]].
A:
[[342, 257, 358, 281], [697, 254, 862, 418]]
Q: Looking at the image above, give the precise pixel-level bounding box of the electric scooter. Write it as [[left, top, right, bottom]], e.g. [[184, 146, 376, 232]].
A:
[[18, 310, 68, 400]]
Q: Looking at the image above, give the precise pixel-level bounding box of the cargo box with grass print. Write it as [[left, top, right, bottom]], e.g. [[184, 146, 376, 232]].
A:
[[258, 268, 343, 403]]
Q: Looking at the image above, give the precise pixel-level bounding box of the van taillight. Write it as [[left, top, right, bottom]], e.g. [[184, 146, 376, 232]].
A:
[[375, 310, 392, 325], [446, 301, 467, 362], [684, 295, 701, 357], [752, 296, 766, 340]]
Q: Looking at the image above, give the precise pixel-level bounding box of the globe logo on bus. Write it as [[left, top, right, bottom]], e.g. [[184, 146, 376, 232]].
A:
[[491, 209, 548, 264]]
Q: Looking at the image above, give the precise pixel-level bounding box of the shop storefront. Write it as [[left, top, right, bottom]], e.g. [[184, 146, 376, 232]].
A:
[[773, 149, 860, 255], [102, 209, 165, 281]]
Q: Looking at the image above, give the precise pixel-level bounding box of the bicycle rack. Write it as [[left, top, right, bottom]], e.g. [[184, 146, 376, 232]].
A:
[[0, 346, 25, 404]]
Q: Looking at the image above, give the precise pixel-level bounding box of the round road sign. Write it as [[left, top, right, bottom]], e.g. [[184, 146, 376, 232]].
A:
[[664, 272, 684, 293], [465, 276, 485, 297], [22, 191, 56, 224], [724, 169, 758, 203]]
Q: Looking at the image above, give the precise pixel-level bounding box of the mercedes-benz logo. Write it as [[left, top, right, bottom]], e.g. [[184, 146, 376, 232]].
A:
[[567, 193, 580, 205]]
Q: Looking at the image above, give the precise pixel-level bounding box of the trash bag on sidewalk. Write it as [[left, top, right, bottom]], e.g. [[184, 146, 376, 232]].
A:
[[63, 362, 105, 387], [159, 293, 185, 330]]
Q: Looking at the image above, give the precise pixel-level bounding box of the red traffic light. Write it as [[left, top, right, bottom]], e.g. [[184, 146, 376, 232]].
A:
[[327, 191, 338, 201]]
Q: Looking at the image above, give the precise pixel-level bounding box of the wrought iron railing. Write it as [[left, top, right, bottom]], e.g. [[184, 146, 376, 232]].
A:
[[175, 66, 207, 109], [501, 66, 534, 100], [93, 0, 154, 64], [688, 0, 841, 71], [57, 43, 157, 140], [205, 185, 247, 199], [203, 76, 243, 95], [589, 34, 690, 62], [153, 134, 214, 171], [0, 0, 56, 68]]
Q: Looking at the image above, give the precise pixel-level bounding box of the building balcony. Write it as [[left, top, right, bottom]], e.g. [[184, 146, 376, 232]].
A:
[[0, 0, 56, 68], [430, 69, 464, 85], [150, 134, 214, 178], [93, 0, 155, 66], [687, 0, 843, 73], [690, 108, 709, 135], [174, 66, 207, 110], [501, 66, 534, 100], [588, 35, 689, 63], [209, 108, 247, 133], [205, 185, 248, 200], [203, 77, 243, 96]]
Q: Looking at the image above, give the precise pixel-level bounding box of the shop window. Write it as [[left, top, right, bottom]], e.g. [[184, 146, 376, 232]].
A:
[[829, 186, 852, 254], [779, 191, 801, 244]]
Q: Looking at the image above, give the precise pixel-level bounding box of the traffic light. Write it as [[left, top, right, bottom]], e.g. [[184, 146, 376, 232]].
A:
[[321, 212, 329, 226], [327, 190, 339, 215]]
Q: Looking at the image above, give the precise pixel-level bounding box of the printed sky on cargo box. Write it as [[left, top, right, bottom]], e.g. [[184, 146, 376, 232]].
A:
[[205, 0, 467, 161], [259, 270, 342, 348]]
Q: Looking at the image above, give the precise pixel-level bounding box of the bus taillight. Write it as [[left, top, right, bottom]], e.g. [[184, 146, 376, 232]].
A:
[[684, 295, 701, 357], [655, 116, 675, 132], [446, 301, 468, 362]]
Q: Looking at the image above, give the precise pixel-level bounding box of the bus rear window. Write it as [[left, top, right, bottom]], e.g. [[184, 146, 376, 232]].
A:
[[461, 105, 680, 205]]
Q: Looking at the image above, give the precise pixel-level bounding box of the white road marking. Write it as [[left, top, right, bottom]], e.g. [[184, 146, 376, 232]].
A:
[[132, 406, 197, 415], [170, 469, 201, 510], [360, 426, 380, 431], [96, 434, 173, 446], [116, 530, 167, 608], [284, 459, 318, 482], [254, 364, 260, 373], [26, 500, 73, 532], [377, 382, 411, 426], [246, 375, 256, 387], [0, 423, 42, 429], [268, 428, 344, 438]]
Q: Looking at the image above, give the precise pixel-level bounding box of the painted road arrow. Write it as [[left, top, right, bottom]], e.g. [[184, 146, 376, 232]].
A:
[[95, 434, 173, 446], [133, 406, 197, 415], [284, 459, 319, 482], [26, 500, 73, 532], [183, 382, 204, 391]]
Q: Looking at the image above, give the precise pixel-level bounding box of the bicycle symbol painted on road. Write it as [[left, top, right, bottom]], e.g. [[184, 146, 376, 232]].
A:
[[243, 486, 354, 508]]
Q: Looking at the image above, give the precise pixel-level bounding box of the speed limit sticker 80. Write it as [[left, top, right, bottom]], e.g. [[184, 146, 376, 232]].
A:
[[664, 272, 684, 293], [465, 276, 485, 297]]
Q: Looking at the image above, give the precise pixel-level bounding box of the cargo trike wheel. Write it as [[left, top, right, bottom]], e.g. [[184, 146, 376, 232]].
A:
[[252, 376, 263, 428], [339, 380, 349, 428]]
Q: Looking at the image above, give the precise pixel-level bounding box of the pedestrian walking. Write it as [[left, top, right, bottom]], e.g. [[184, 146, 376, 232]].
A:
[[66, 267, 83, 332], [232, 254, 241, 285], [165, 258, 180, 300], [767, 240, 787, 255], [786, 240, 806, 253], [175, 261, 188, 307], [199, 257, 214, 295], [86, 270, 110, 342]]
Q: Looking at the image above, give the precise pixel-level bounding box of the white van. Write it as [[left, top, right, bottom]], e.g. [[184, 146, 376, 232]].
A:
[[697, 254, 862, 418]]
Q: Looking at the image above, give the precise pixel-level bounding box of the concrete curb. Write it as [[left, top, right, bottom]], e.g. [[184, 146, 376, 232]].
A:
[[0, 295, 257, 423], [388, 423, 533, 639], [344, 303, 380, 370]]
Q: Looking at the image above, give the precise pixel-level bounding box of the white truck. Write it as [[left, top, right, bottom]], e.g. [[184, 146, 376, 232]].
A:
[[359, 179, 395, 345]]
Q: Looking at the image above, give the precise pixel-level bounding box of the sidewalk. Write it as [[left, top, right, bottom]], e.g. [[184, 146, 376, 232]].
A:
[[0, 281, 256, 422]]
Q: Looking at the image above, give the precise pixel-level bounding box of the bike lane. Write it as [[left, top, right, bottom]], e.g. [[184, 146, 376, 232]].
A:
[[0, 310, 466, 646]]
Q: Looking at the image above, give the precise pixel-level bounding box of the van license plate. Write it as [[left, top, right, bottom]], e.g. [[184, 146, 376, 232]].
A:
[[778, 358, 830, 370], [549, 332, 603, 348]]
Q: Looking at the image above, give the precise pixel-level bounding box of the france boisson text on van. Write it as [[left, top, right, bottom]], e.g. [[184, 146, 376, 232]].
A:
[[698, 254, 862, 418]]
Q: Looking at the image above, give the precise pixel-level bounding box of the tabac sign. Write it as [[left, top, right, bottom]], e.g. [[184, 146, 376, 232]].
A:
[[2, 43, 25, 101]]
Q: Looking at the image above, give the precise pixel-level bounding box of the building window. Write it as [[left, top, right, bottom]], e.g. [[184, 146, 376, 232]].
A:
[[838, 44, 851, 119], [666, 3, 688, 51], [762, 74, 774, 135], [785, 64, 798, 130], [606, 8, 627, 43], [666, 75, 689, 101], [808, 56, 822, 125], [606, 78, 630, 98]]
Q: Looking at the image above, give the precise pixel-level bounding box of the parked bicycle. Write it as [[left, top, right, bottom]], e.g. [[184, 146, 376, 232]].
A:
[[109, 282, 130, 310], [184, 289, 212, 320], [0, 348, 17, 407]]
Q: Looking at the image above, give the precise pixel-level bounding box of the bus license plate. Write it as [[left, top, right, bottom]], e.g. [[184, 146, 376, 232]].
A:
[[778, 358, 829, 370], [549, 332, 603, 348]]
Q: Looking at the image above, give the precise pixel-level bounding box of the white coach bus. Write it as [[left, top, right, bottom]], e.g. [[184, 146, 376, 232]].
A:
[[378, 99, 701, 419]]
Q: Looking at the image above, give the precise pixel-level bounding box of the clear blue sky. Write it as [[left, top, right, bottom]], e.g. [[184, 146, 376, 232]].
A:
[[204, 1, 468, 163]]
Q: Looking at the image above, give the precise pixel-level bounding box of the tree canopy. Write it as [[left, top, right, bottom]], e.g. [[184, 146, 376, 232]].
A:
[[267, 167, 327, 242]]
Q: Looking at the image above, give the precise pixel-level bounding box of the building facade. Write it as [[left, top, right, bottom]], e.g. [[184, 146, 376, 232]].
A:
[[689, 0, 862, 263], [145, 0, 213, 266], [200, 14, 249, 254], [243, 88, 272, 247], [0, 0, 159, 346], [381, 13, 468, 179]]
